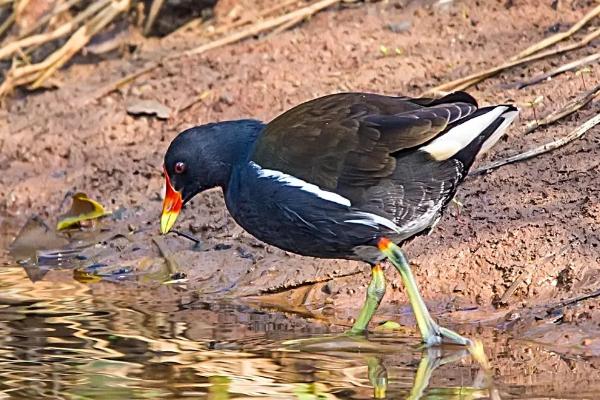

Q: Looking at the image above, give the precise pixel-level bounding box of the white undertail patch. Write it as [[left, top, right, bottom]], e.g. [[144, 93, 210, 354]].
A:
[[478, 109, 519, 155], [420, 106, 511, 161], [250, 161, 351, 207]]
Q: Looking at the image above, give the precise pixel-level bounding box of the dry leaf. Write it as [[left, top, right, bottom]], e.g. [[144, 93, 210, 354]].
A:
[[56, 192, 110, 230], [126, 98, 171, 119]]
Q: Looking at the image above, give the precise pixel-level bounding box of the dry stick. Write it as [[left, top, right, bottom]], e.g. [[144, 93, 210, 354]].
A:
[[17, 0, 83, 39], [472, 112, 600, 175], [185, 0, 341, 56], [513, 4, 600, 60], [143, 0, 164, 36], [93, 0, 340, 100], [268, 14, 306, 37], [427, 26, 600, 94], [0, 0, 110, 60], [0, 8, 14, 37], [89, 62, 160, 102], [521, 82, 600, 134], [207, 0, 301, 38], [175, 89, 211, 114], [31, 0, 129, 89], [548, 288, 600, 313], [513, 52, 600, 89], [0, 0, 128, 95]]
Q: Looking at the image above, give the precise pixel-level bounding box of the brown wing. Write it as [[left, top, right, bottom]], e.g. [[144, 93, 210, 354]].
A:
[[251, 92, 477, 200]]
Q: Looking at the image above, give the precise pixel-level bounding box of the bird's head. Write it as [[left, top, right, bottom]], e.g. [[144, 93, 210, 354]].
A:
[[160, 120, 264, 234]]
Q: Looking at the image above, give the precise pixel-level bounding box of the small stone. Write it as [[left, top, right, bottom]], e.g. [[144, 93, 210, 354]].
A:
[[386, 20, 412, 33], [453, 281, 466, 293], [219, 93, 235, 106], [323, 280, 337, 295]]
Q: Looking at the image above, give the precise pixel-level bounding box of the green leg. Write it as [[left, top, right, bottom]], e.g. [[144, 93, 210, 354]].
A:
[[367, 356, 388, 399], [378, 238, 471, 347], [408, 348, 470, 400], [349, 264, 386, 334]]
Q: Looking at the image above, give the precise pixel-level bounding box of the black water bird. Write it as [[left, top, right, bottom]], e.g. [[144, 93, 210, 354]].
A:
[[160, 92, 518, 346]]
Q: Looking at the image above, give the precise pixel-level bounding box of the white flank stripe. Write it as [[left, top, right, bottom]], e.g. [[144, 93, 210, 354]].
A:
[[479, 109, 519, 155], [420, 106, 508, 160], [250, 161, 351, 207], [345, 211, 401, 232]]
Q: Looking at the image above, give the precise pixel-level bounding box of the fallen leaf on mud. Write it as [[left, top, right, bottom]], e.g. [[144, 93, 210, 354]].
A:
[[10, 216, 69, 263], [57, 193, 111, 230], [126, 98, 171, 119], [73, 269, 103, 284]]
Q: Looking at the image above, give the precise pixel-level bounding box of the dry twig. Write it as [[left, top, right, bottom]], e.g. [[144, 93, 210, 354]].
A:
[[0, 8, 15, 38], [472, 112, 600, 175], [143, 0, 164, 36], [427, 26, 600, 94], [207, 0, 301, 38], [185, 0, 341, 56], [17, 0, 83, 39], [88, 61, 160, 103], [0, 0, 130, 96], [512, 52, 599, 89], [0, 0, 110, 60], [94, 0, 340, 100], [521, 82, 600, 134], [512, 4, 600, 60]]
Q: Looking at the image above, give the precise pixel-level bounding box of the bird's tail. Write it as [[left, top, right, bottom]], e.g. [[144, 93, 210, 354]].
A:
[[419, 105, 519, 169]]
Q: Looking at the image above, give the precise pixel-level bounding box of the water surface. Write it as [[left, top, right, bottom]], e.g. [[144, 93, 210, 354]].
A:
[[0, 262, 599, 399]]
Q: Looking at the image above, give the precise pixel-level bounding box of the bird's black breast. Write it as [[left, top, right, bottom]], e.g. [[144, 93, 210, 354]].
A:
[[224, 163, 395, 262]]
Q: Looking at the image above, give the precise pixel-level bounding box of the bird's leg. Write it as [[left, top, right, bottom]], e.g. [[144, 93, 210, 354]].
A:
[[349, 264, 386, 334], [408, 348, 470, 400], [366, 356, 388, 399], [377, 238, 471, 347]]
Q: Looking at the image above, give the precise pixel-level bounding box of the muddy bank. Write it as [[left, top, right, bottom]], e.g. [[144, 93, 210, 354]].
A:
[[2, 0, 600, 354]]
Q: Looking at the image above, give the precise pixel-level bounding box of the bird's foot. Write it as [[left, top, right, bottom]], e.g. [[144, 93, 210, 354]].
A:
[[421, 322, 472, 348]]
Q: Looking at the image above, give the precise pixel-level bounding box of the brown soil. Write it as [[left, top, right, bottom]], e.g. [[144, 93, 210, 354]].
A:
[[2, 0, 600, 356]]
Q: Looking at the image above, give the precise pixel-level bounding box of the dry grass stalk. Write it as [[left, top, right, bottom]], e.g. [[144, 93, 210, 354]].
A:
[[0, 0, 130, 96], [521, 82, 600, 134], [17, 0, 83, 39], [472, 111, 600, 175], [185, 0, 341, 56], [208, 0, 301, 38], [513, 52, 599, 89], [143, 0, 164, 36], [512, 4, 600, 60], [427, 26, 600, 94], [0, 7, 15, 37], [0, 0, 110, 60]]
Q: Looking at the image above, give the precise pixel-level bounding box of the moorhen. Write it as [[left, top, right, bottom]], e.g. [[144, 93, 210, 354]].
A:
[[160, 92, 518, 346]]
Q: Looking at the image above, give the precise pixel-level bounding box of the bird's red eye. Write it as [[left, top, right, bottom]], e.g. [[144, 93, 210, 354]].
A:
[[174, 162, 186, 174]]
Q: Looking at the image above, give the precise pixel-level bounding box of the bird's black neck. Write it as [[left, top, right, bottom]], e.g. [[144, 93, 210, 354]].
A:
[[205, 119, 265, 189]]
